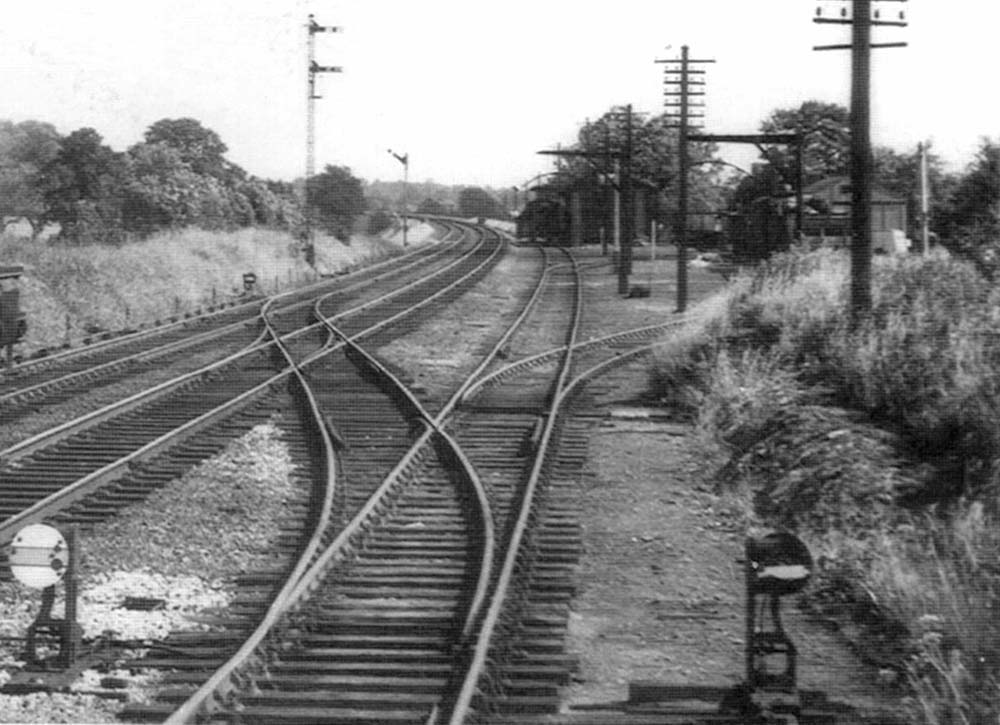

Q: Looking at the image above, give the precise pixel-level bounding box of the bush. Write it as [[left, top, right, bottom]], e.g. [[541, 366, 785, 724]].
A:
[[366, 209, 393, 236], [712, 249, 1000, 499]]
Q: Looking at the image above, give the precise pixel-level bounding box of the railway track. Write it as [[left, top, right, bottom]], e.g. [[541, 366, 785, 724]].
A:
[[442, 259, 858, 724], [0, 221, 464, 431], [124, 243, 797, 724], [474, 340, 856, 725], [2, 237, 862, 723], [110, 243, 575, 722], [0, 222, 495, 553]]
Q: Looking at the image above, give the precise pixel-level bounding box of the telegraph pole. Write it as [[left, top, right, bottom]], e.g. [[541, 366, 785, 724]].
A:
[[657, 46, 714, 313], [815, 0, 907, 322], [676, 48, 691, 312], [600, 106, 640, 294], [304, 15, 342, 266], [606, 123, 618, 260], [918, 140, 930, 255], [621, 104, 634, 291], [850, 1, 873, 318], [613, 158, 621, 266]]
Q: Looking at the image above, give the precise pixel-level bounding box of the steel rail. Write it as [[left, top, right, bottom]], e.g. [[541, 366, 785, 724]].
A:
[[446, 248, 585, 724], [162, 426, 438, 723], [460, 314, 703, 403], [258, 296, 338, 585], [0, 222, 459, 403], [0, 316, 259, 409], [161, 241, 713, 723], [0, 298, 264, 380], [563, 337, 679, 395], [262, 221, 486, 356], [328, 335, 494, 647], [164, 227, 561, 723], [0, 358, 292, 545], [0, 225, 482, 463], [445, 278, 713, 722], [0, 324, 274, 465], [162, 279, 502, 723], [439, 246, 555, 415], [274, 225, 496, 370], [0, 224, 488, 546]]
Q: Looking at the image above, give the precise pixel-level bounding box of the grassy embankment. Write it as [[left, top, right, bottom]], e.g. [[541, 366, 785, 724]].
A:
[[0, 227, 407, 354], [652, 247, 1000, 723]]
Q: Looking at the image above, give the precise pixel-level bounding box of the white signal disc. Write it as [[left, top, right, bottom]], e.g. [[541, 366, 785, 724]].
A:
[[9, 524, 68, 589]]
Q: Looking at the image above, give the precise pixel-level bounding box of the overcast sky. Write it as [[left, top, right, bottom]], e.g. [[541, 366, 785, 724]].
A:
[[1, 1, 996, 188]]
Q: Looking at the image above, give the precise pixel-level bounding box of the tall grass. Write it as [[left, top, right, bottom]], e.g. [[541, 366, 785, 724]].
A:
[[652, 247, 1000, 722], [0, 227, 400, 351], [720, 249, 1000, 496]]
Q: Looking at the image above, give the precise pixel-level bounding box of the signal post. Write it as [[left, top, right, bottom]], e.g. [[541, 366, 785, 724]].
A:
[[304, 15, 342, 266]]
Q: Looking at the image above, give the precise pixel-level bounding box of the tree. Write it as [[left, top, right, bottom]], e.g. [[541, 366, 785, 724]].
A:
[[122, 141, 204, 231], [564, 108, 719, 191], [0, 120, 61, 235], [143, 118, 242, 183], [41, 127, 129, 243], [943, 138, 1000, 233], [458, 187, 501, 219], [367, 208, 393, 235], [238, 177, 300, 228], [920, 138, 1000, 278], [872, 144, 957, 238], [552, 106, 724, 242], [416, 197, 448, 215], [307, 165, 366, 240], [123, 119, 299, 235], [366, 180, 460, 213], [760, 100, 850, 185]]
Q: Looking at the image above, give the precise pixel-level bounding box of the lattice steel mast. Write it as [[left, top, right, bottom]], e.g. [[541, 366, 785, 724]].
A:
[[304, 14, 341, 266]]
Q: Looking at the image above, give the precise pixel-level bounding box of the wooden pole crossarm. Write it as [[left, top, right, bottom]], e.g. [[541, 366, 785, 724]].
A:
[[813, 42, 907, 50]]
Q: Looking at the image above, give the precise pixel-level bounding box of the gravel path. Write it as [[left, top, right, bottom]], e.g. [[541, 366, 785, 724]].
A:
[[565, 398, 901, 718]]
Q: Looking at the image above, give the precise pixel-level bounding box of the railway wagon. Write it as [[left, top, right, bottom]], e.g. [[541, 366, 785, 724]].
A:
[[516, 196, 570, 244]]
